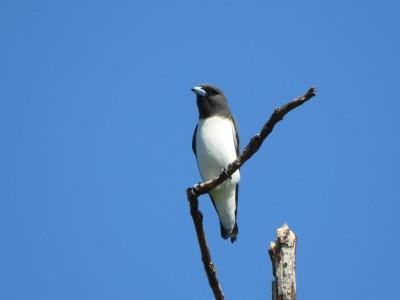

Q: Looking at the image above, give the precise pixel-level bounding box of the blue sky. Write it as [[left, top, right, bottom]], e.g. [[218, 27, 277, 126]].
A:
[[1, 1, 399, 299]]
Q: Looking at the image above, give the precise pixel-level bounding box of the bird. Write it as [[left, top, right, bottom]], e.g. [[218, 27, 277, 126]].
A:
[[191, 83, 240, 243]]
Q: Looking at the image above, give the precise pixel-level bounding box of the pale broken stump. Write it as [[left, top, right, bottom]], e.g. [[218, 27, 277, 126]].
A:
[[268, 224, 297, 300]]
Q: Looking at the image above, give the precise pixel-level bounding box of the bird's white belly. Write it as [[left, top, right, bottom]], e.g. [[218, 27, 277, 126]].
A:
[[196, 116, 240, 185]]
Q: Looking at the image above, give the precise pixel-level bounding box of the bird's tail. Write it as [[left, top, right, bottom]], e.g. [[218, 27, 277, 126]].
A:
[[220, 222, 239, 243]]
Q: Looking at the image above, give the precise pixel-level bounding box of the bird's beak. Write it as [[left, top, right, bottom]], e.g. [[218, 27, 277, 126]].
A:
[[191, 86, 207, 97]]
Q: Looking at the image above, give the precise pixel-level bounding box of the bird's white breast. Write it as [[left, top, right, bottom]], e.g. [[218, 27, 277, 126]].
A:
[[196, 116, 240, 184]]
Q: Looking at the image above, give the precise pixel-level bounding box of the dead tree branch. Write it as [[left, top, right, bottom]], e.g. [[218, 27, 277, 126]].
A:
[[269, 224, 297, 300], [186, 87, 316, 300], [189, 86, 317, 197]]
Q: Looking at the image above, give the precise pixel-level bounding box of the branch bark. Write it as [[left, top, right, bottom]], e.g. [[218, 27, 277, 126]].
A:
[[186, 194, 225, 300], [269, 224, 297, 300], [186, 87, 316, 299]]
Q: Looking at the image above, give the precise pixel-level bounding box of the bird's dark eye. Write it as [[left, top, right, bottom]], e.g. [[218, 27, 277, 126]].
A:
[[204, 87, 218, 96]]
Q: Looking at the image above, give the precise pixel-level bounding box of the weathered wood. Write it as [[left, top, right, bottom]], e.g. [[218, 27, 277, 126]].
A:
[[269, 224, 297, 300]]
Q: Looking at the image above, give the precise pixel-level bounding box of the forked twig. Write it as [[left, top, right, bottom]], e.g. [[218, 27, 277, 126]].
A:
[[186, 87, 317, 299]]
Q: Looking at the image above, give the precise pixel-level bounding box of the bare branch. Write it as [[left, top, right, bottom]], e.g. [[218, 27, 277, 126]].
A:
[[186, 87, 316, 299], [186, 191, 225, 300], [190, 86, 317, 197]]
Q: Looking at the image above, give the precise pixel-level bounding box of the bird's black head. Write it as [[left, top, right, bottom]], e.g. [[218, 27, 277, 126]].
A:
[[191, 83, 231, 119]]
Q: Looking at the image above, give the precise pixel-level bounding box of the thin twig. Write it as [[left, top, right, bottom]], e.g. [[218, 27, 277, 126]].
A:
[[186, 87, 317, 299]]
